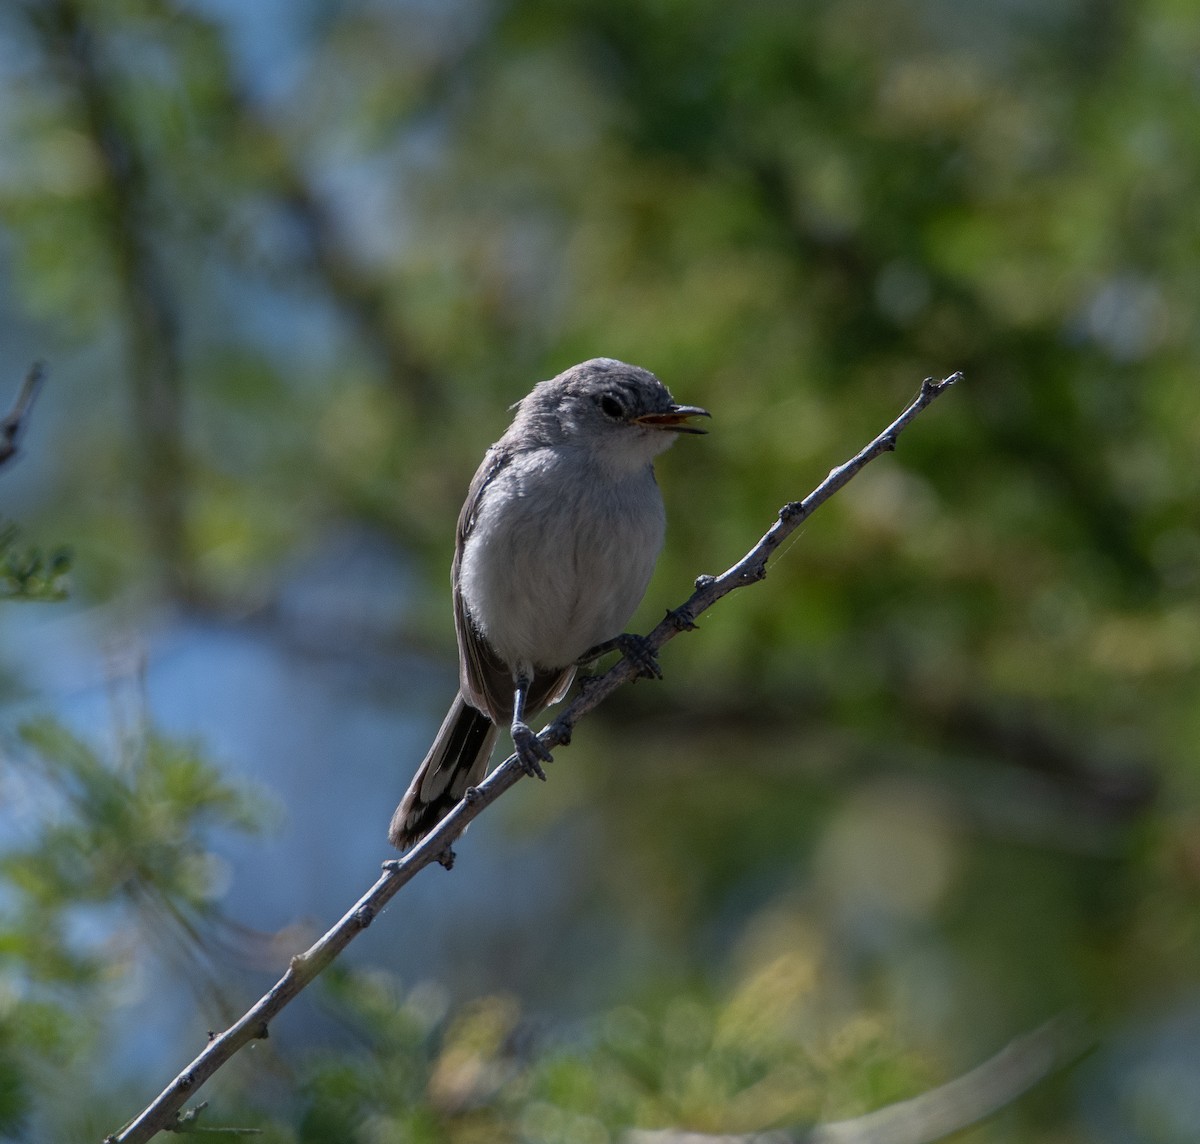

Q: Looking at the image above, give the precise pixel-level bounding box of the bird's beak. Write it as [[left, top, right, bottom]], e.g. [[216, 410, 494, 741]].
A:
[[635, 404, 711, 434]]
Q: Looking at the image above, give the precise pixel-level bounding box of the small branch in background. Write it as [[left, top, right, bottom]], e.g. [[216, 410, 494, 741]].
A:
[[107, 374, 960, 1144], [213, 21, 468, 416], [278, 178, 446, 416], [624, 1014, 1093, 1144], [0, 361, 46, 471], [0, 362, 70, 601], [166, 1101, 262, 1137], [28, 0, 191, 599]]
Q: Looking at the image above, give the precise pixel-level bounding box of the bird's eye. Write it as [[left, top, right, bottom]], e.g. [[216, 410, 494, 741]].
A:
[[598, 393, 625, 419]]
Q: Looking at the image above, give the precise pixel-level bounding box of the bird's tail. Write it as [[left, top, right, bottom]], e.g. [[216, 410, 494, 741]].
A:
[[389, 692, 498, 850]]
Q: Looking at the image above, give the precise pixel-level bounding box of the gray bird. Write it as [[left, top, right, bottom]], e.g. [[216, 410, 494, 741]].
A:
[[388, 358, 708, 850]]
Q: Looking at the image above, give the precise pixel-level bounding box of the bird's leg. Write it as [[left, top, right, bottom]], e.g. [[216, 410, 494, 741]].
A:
[[577, 633, 662, 680], [510, 672, 553, 780]]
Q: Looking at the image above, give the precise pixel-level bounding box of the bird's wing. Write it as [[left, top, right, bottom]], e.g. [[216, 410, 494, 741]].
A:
[[452, 446, 574, 724], [453, 447, 516, 721]]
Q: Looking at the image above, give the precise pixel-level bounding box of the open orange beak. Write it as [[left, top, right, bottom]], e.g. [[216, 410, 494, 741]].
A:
[[634, 404, 711, 434]]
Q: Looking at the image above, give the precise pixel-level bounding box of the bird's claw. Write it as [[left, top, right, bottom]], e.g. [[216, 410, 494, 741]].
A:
[[511, 721, 552, 780]]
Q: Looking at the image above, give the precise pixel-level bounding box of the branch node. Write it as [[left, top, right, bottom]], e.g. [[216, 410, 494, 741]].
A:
[[924, 370, 963, 397], [179, 1072, 195, 1091], [577, 674, 605, 699], [694, 573, 716, 589], [354, 904, 375, 929], [665, 605, 698, 632]]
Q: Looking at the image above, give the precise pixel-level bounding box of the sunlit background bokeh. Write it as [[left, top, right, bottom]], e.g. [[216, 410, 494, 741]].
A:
[[1, 1, 1199, 1141]]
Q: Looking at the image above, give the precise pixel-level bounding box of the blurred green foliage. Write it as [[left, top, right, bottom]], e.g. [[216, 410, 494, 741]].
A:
[[0, 713, 267, 1139], [1, 0, 1199, 1140], [0, 522, 70, 602], [287, 946, 937, 1144]]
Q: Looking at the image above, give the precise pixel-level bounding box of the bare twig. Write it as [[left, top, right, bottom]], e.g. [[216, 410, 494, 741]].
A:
[[624, 1012, 1092, 1144], [0, 362, 46, 470], [107, 373, 960, 1143]]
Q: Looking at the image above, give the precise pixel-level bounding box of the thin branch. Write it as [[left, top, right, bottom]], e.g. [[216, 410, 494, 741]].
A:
[[624, 1013, 1093, 1144], [107, 373, 961, 1144], [0, 361, 46, 470]]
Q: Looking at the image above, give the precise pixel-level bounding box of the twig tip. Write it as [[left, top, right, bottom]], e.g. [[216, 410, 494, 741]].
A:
[[929, 370, 964, 394]]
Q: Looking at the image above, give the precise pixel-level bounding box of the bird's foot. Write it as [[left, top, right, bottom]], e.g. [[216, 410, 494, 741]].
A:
[[611, 633, 663, 680], [511, 721, 552, 780], [547, 716, 573, 746]]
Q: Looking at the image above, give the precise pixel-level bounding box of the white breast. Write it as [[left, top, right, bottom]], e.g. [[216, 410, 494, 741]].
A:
[[458, 445, 667, 671]]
